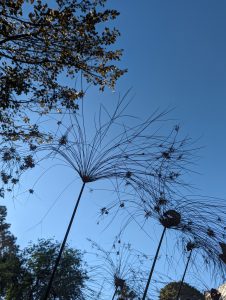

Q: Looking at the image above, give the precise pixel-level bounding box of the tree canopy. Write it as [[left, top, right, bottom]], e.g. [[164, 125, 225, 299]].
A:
[[7, 239, 88, 300], [0, 205, 20, 297], [159, 281, 205, 300], [0, 205, 88, 299], [0, 0, 126, 196]]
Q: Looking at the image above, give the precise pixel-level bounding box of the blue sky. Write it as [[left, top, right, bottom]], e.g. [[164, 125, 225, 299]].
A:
[[115, 0, 226, 197], [3, 0, 226, 298]]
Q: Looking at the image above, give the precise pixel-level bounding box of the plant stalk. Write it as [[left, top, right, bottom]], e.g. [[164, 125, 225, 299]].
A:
[[43, 182, 86, 300], [112, 288, 118, 300], [142, 226, 166, 300], [176, 249, 193, 300]]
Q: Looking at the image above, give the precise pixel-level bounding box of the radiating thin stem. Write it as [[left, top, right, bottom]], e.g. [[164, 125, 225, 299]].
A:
[[43, 182, 86, 300], [142, 226, 166, 300], [112, 287, 118, 300], [176, 249, 193, 300]]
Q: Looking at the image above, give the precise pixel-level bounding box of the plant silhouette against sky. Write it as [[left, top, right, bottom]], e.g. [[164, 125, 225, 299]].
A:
[[37, 95, 200, 298]]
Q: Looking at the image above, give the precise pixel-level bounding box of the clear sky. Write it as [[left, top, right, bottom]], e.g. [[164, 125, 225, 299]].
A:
[[3, 0, 226, 298]]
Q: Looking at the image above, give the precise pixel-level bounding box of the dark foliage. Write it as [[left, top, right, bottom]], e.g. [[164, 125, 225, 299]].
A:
[[159, 281, 204, 300], [0, 0, 126, 196], [0, 0, 125, 140], [0, 205, 20, 298], [4, 239, 88, 300], [0, 206, 88, 299]]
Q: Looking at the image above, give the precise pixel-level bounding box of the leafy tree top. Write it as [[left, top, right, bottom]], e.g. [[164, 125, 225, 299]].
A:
[[5, 238, 88, 300], [159, 281, 205, 300], [0, 205, 20, 298], [0, 206, 89, 299], [0, 0, 126, 196], [0, 205, 18, 255], [0, 0, 126, 141]]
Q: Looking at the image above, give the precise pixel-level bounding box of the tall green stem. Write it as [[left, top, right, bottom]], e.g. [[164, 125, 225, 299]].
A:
[[43, 182, 86, 300], [176, 249, 193, 300], [142, 227, 166, 300]]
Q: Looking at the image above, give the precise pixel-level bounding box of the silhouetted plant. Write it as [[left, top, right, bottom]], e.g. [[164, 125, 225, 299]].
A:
[[34, 92, 206, 298], [36, 95, 197, 298], [139, 195, 226, 299], [88, 239, 150, 300], [100, 190, 226, 299]]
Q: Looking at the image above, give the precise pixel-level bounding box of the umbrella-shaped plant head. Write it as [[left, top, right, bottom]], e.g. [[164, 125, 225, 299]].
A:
[[97, 191, 191, 300], [140, 195, 188, 300], [176, 221, 226, 300], [106, 190, 226, 300], [87, 239, 150, 300], [142, 195, 226, 299], [180, 197, 226, 279], [38, 95, 196, 299]]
